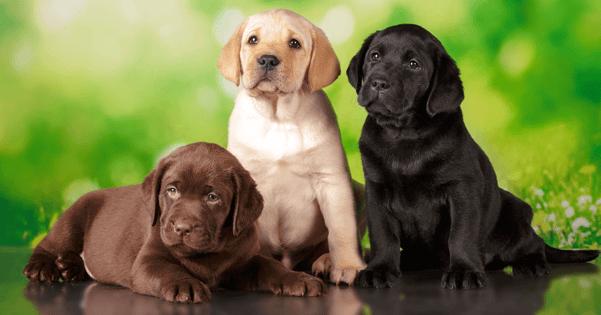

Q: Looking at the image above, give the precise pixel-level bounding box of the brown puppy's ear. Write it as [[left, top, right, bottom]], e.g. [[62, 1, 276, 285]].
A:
[[230, 168, 263, 236], [218, 19, 249, 86], [306, 26, 340, 93], [425, 53, 464, 117], [141, 163, 169, 227], [347, 32, 377, 93]]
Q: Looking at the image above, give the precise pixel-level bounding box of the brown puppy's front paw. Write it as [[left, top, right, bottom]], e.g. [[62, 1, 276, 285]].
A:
[[274, 272, 327, 297], [23, 257, 60, 283], [56, 252, 87, 282], [441, 270, 485, 289], [356, 268, 401, 288], [159, 278, 212, 304]]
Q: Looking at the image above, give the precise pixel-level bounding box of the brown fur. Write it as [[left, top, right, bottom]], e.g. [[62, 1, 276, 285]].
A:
[[23, 142, 326, 303]]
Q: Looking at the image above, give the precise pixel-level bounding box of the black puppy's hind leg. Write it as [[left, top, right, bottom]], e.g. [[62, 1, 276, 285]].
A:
[[23, 191, 96, 282], [356, 181, 402, 288]]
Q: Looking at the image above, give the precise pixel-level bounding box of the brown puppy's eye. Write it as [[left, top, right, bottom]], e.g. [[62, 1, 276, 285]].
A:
[[409, 59, 420, 69], [370, 52, 381, 62], [167, 187, 177, 195], [248, 36, 258, 44], [289, 39, 301, 48], [207, 193, 219, 202]]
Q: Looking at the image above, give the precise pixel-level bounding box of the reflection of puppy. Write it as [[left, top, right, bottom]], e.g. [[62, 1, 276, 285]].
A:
[[219, 8, 366, 285], [23, 142, 325, 303], [347, 24, 599, 289]]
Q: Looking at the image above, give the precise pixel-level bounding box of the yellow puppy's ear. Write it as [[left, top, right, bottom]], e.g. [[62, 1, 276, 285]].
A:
[[218, 19, 248, 86], [307, 26, 340, 93]]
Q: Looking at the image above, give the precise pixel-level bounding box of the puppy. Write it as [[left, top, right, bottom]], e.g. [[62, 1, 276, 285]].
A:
[[23, 142, 326, 303], [218, 9, 366, 285], [347, 24, 599, 289]]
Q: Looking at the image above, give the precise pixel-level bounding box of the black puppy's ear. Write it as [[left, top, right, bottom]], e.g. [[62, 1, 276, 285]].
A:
[[230, 168, 263, 236], [425, 53, 464, 117], [141, 161, 170, 227], [347, 32, 377, 93]]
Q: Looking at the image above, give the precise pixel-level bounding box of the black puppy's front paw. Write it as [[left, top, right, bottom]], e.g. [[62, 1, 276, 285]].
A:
[[160, 278, 212, 304], [356, 268, 401, 288], [512, 254, 550, 277], [441, 270, 485, 289], [56, 252, 87, 282]]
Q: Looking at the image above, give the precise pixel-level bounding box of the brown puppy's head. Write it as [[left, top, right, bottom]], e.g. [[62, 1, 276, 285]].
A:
[[141, 142, 263, 255], [218, 9, 340, 95], [347, 24, 464, 127]]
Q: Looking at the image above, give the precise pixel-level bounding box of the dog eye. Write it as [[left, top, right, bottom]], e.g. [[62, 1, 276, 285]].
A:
[[248, 36, 258, 44], [167, 187, 177, 195], [289, 39, 301, 48], [370, 52, 380, 62], [207, 193, 219, 202], [409, 59, 420, 69]]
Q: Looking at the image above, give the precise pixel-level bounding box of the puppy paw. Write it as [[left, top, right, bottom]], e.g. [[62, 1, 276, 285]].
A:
[[273, 272, 327, 297], [56, 252, 87, 282], [312, 253, 332, 279], [356, 268, 401, 288], [23, 256, 60, 283], [160, 278, 211, 304], [441, 270, 485, 289], [512, 254, 550, 277]]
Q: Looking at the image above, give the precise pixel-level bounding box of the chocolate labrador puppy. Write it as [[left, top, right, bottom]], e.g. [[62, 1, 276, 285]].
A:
[[24, 142, 326, 303], [347, 24, 599, 289]]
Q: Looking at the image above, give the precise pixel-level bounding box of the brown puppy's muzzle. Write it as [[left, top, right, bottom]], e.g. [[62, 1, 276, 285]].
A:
[[258, 55, 280, 72], [161, 206, 220, 253]]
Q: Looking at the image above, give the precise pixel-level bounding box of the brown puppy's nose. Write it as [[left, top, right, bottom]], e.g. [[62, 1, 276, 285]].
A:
[[371, 79, 390, 91], [258, 55, 280, 72], [173, 221, 193, 237]]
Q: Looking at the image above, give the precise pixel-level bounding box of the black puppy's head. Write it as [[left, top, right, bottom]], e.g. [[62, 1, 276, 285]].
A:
[[141, 142, 263, 255], [347, 24, 464, 124]]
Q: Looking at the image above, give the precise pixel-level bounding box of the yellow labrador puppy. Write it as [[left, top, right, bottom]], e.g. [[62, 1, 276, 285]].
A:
[[218, 9, 366, 285]]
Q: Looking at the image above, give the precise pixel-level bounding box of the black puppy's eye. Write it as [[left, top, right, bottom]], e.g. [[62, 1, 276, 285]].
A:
[[409, 59, 420, 69], [248, 36, 258, 44], [289, 39, 301, 48], [207, 193, 219, 202], [370, 52, 381, 62]]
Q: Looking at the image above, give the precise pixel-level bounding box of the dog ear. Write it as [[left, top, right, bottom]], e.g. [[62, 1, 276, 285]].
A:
[[141, 161, 170, 227], [306, 26, 340, 93], [230, 168, 263, 236], [425, 52, 464, 117], [218, 19, 249, 86], [347, 32, 377, 93]]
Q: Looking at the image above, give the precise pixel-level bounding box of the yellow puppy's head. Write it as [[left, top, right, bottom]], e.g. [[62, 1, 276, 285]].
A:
[[218, 9, 340, 95]]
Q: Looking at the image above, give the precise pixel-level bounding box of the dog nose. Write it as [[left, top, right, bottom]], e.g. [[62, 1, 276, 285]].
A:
[[258, 55, 280, 72], [173, 221, 193, 237], [371, 79, 390, 91]]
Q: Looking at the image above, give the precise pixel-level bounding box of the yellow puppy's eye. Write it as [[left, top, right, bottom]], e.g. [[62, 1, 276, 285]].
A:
[[248, 36, 258, 44], [370, 52, 380, 61], [289, 39, 301, 48]]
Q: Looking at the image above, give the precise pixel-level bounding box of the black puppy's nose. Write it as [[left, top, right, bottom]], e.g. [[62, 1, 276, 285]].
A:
[[257, 55, 280, 72], [173, 221, 193, 237], [371, 79, 390, 91]]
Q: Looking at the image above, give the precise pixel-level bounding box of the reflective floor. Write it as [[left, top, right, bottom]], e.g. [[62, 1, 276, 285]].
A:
[[3, 247, 600, 315]]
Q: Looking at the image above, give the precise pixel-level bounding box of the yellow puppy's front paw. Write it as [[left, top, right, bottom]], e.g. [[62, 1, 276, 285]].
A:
[[312, 253, 332, 279], [312, 253, 367, 285]]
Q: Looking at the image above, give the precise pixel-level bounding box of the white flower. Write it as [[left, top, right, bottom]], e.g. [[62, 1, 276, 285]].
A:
[[596, 198, 601, 205], [535, 189, 544, 197], [561, 200, 570, 207], [547, 213, 556, 222], [536, 203, 541, 209], [578, 195, 592, 204], [590, 205, 597, 214], [571, 217, 591, 230], [565, 207, 575, 218]]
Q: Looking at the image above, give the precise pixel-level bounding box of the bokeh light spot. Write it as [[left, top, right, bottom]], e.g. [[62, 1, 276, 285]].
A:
[[213, 8, 245, 46], [498, 33, 537, 77], [35, 0, 88, 31], [320, 5, 355, 45], [62, 179, 99, 208]]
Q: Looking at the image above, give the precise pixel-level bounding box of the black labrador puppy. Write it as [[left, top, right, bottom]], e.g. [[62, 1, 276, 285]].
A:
[[347, 24, 599, 289]]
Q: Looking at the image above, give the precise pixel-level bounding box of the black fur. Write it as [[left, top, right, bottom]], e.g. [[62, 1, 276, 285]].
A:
[[347, 24, 599, 289]]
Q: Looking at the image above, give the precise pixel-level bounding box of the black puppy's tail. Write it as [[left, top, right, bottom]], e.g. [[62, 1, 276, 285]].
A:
[[545, 244, 599, 263]]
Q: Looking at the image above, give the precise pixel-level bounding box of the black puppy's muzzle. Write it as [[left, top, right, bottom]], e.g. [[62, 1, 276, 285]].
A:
[[370, 78, 390, 92], [258, 55, 280, 72], [359, 74, 394, 107]]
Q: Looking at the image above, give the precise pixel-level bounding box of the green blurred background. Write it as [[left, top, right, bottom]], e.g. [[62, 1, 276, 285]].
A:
[[0, 0, 599, 254]]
